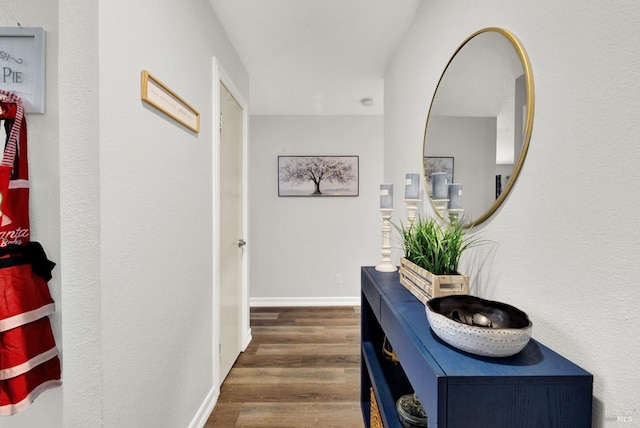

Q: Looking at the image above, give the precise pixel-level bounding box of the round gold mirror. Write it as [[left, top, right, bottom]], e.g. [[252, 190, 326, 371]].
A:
[[423, 27, 534, 226]]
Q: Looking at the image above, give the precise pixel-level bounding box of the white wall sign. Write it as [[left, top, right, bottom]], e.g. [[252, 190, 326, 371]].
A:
[[0, 27, 46, 113]]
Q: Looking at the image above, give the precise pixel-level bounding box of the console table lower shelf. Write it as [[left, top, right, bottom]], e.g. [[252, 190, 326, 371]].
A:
[[360, 266, 593, 428]]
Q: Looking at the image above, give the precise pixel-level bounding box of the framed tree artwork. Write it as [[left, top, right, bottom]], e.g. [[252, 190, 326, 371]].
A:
[[278, 156, 359, 197], [424, 156, 454, 191]]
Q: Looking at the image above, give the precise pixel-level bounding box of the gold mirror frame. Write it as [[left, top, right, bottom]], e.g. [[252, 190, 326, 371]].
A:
[[423, 27, 535, 227]]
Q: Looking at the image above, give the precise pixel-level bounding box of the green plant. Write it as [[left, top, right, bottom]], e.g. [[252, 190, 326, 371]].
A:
[[396, 216, 481, 275]]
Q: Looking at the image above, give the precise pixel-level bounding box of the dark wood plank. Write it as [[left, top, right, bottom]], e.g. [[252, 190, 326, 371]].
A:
[[206, 306, 363, 427]]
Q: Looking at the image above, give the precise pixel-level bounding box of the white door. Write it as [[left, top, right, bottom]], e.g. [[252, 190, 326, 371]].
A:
[[219, 81, 245, 382]]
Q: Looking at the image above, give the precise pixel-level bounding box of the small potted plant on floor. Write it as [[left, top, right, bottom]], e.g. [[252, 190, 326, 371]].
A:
[[395, 215, 481, 302]]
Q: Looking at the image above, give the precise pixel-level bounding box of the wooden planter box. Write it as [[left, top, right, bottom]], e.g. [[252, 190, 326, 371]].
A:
[[399, 257, 469, 304]]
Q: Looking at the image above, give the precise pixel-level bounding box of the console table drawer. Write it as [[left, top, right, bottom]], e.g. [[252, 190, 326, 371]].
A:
[[361, 268, 381, 321]]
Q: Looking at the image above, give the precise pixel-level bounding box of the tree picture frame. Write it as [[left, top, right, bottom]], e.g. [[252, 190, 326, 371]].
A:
[[278, 155, 359, 197], [424, 156, 454, 193]]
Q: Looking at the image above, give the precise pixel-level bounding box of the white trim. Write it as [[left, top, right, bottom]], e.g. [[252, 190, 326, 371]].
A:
[[243, 328, 252, 352], [0, 303, 55, 332], [0, 379, 62, 416], [8, 179, 29, 189], [187, 386, 219, 428], [0, 347, 58, 380], [211, 56, 222, 400], [250, 296, 361, 307], [211, 57, 222, 402]]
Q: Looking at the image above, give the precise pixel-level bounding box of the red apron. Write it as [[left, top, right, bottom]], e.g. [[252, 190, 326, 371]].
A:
[[0, 90, 30, 247], [0, 90, 61, 416]]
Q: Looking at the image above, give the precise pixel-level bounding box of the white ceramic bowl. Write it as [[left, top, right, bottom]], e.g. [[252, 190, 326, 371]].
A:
[[425, 295, 532, 358]]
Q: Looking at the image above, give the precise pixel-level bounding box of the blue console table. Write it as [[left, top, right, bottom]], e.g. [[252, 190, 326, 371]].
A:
[[360, 266, 593, 428]]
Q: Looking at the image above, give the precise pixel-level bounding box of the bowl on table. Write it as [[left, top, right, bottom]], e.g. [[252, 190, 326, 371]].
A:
[[425, 295, 532, 357]]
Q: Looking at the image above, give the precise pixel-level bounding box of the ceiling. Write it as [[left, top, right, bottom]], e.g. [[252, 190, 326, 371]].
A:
[[209, 0, 420, 115]]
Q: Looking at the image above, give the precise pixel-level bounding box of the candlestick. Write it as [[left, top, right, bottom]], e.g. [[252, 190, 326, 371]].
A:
[[405, 173, 420, 200], [404, 199, 421, 228], [447, 208, 464, 224], [431, 172, 448, 199], [375, 208, 397, 272], [431, 198, 449, 219], [447, 183, 463, 209], [380, 184, 393, 209]]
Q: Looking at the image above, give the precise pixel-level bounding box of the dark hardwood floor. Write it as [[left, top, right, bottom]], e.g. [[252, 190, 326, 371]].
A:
[[205, 306, 363, 428]]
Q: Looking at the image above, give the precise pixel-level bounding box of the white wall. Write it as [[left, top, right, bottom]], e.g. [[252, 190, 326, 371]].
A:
[[58, 2, 102, 426], [249, 115, 382, 305], [98, 1, 247, 427], [5, 0, 249, 427], [384, 1, 640, 425]]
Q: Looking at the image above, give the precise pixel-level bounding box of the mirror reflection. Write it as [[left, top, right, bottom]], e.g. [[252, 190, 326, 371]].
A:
[[423, 28, 534, 226]]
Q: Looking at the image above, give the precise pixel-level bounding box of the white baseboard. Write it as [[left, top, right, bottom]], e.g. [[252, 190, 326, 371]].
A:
[[242, 328, 252, 351], [250, 296, 361, 307], [188, 386, 218, 428]]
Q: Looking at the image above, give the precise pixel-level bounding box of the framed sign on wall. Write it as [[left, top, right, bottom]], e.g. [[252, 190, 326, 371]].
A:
[[140, 70, 200, 133], [0, 27, 46, 113]]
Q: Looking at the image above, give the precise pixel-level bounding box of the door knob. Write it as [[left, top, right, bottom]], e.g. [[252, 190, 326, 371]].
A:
[[237, 239, 247, 248]]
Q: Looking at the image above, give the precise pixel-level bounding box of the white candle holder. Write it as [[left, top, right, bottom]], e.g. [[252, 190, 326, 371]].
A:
[[431, 198, 449, 219], [375, 208, 397, 272], [447, 208, 464, 224], [404, 199, 421, 228]]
